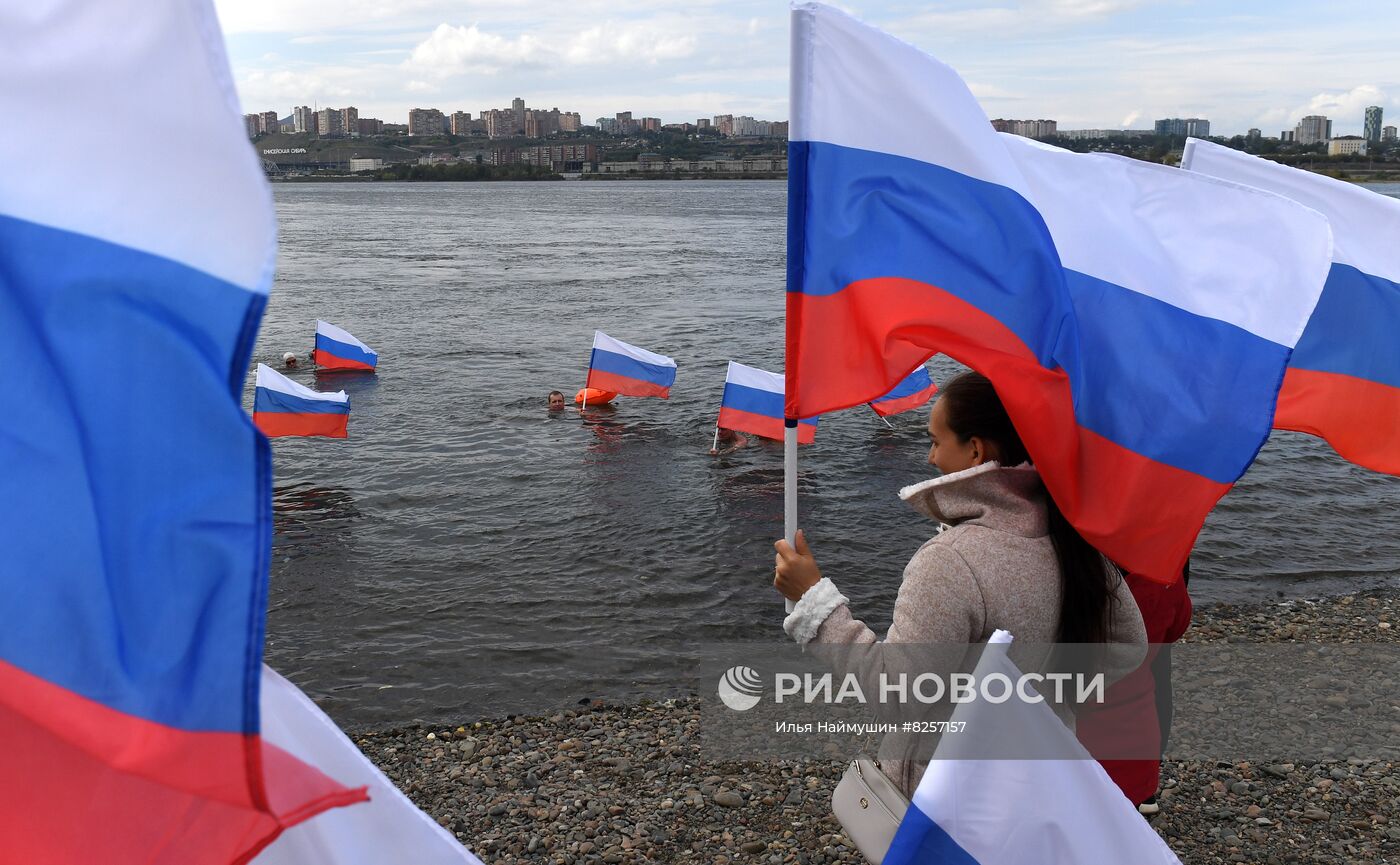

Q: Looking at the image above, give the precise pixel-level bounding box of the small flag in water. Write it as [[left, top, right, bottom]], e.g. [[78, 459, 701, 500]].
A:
[[587, 330, 677, 398], [884, 632, 1182, 865], [870, 366, 937, 417], [315, 319, 378, 371], [784, 2, 1334, 583], [719, 361, 818, 443], [1181, 138, 1400, 476], [254, 363, 350, 438]]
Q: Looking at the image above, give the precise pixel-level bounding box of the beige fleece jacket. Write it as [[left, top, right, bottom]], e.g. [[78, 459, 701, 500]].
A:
[[782, 461, 1147, 797]]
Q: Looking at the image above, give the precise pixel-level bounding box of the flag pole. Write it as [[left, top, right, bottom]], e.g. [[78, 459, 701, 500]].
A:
[[783, 418, 798, 614], [870, 405, 895, 429], [712, 425, 720, 453]]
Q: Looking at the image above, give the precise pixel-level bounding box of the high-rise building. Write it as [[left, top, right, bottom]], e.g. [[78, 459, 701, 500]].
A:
[[407, 108, 445, 136], [697, 118, 711, 130], [1364, 106, 1383, 144], [243, 114, 259, 137], [615, 111, 637, 135], [339, 107, 359, 138], [450, 111, 472, 135], [1153, 117, 1209, 137], [512, 96, 526, 132], [316, 107, 344, 138], [559, 112, 581, 133], [293, 105, 316, 134], [1281, 130, 1295, 142], [991, 118, 1058, 139], [712, 114, 733, 136], [1385, 126, 1398, 143], [641, 117, 660, 132], [358, 118, 384, 136], [1246, 128, 1261, 140], [260, 111, 280, 134], [1295, 115, 1332, 145]]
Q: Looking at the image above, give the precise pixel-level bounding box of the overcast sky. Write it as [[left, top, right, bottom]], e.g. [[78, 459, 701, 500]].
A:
[[216, 0, 1400, 137]]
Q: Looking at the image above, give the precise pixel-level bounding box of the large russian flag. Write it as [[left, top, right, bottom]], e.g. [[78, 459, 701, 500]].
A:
[[884, 632, 1182, 865], [587, 330, 677, 398], [314, 320, 378, 371], [719, 361, 818, 443], [0, 1, 370, 861], [254, 364, 351, 439], [785, 3, 1333, 582], [870, 366, 937, 417], [1182, 139, 1400, 476]]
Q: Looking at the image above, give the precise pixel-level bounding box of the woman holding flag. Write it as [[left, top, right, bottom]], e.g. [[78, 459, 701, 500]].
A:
[[773, 372, 1147, 798]]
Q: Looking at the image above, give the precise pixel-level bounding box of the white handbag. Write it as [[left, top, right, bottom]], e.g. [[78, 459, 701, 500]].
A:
[[831, 758, 910, 864]]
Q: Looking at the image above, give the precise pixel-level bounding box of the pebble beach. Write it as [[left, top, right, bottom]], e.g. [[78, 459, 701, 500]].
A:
[[352, 590, 1400, 864]]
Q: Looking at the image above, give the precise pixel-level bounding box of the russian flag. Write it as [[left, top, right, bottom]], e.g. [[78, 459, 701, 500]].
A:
[[870, 366, 938, 417], [254, 364, 351, 439], [785, 3, 1333, 583], [719, 361, 818, 443], [314, 320, 378, 371], [884, 632, 1183, 865], [1182, 139, 1400, 476], [0, 1, 383, 860], [587, 330, 677, 398]]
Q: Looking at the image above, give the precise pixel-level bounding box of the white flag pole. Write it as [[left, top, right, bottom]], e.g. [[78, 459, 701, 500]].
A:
[[783, 418, 798, 614], [871, 405, 895, 429], [712, 425, 721, 453]]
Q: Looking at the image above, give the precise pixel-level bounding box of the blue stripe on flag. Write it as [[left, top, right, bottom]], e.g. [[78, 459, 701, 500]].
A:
[[590, 347, 676, 387], [722, 382, 818, 425], [884, 804, 981, 865], [0, 214, 267, 733], [875, 367, 934, 402], [254, 387, 350, 415], [1290, 263, 1400, 388], [316, 332, 377, 366]]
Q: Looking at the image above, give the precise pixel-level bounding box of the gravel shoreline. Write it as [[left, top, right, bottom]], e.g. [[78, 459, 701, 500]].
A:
[[355, 591, 1400, 864]]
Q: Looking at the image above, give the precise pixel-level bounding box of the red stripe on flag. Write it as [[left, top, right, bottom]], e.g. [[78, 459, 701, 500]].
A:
[[254, 412, 349, 439], [0, 658, 366, 865], [312, 350, 375, 371], [871, 386, 938, 417], [718, 407, 816, 444], [587, 368, 671, 398], [788, 277, 1221, 583], [1275, 366, 1400, 476]]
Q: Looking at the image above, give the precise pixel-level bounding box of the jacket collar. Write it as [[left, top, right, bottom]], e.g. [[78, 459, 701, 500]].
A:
[[898, 461, 1048, 538]]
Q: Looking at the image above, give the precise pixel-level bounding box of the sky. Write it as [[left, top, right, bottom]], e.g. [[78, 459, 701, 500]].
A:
[[217, 0, 1400, 137]]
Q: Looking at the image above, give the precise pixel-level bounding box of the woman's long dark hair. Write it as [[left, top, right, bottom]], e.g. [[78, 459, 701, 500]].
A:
[[939, 371, 1115, 644]]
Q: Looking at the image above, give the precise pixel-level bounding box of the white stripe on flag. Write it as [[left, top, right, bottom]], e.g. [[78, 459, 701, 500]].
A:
[[256, 364, 348, 403], [896, 631, 1182, 865], [251, 666, 485, 865], [1182, 138, 1400, 283], [0, 0, 273, 293], [593, 331, 676, 367], [725, 361, 784, 393]]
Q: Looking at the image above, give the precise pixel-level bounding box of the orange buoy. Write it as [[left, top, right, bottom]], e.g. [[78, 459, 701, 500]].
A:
[[575, 387, 617, 405]]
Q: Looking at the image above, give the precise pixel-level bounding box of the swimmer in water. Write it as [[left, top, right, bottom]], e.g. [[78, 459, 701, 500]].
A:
[[548, 390, 566, 411], [282, 352, 298, 368], [708, 427, 749, 456]]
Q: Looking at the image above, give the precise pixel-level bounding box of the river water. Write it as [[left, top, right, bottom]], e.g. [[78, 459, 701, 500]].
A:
[[251, 180, 1400, 726]]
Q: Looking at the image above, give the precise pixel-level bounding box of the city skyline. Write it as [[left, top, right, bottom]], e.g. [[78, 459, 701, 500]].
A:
[[217, 0, 1400, 139]]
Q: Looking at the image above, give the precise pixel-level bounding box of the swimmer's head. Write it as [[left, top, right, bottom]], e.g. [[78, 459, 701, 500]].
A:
[[282, 352, 298, 367], [548, 390, 566, 411]]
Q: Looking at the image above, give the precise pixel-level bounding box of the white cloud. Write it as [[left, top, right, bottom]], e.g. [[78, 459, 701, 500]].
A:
[[1120, 109, 1141, 126], [405, 23, 547, 76], [561, 22, 697, 65], [1033, 0, 1147, 17], [1290, 84, 1389, 124]]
